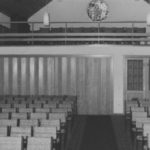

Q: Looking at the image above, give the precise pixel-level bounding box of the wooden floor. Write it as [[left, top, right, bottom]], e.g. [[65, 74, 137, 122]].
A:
[[66, 115, 133, 150]]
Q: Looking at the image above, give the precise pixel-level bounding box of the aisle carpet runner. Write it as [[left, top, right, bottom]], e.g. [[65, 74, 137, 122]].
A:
[[80, 116, 118, 150]]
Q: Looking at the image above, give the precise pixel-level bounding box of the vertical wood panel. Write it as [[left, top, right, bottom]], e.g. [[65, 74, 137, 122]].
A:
[[57, 57, 62, 95], [34, 57, 39, 95], [30, 57, 35, 95], [47, 57, 55, 95], [12, 58, 18, 95], [0, 57, 4, 95], [70, 57, 76, 95], [9, 58, 13, 95], [43, 57, 48, 95], [18, 58, 21, 95], [54, 57, 58, 95], [77, 57, 87, 114], [26, 57, 30, 95], [39, 57, 44, 95], [4, 57, 9, 95], [62, 57, 67, 95], [21, 58, 27, 95]]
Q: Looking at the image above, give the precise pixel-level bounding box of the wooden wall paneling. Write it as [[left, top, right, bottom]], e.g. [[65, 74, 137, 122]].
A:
[[21, 57, 27, 95], [105, 58, 113, 114], [67, 57, 71, 94], [85, 58, 92, 114], [43, 57, 48, 95], [77, 57, 87, 114], [39, 57, 44, 95], [47, 57, 55, 95], [57, 57, 62, 95], [29, 57, 35, 95], [92, 58, 100, 114], [26, 57, 30, 95], [100, 58, 107, 114], [17, 57, 21, 95], [61, 57, 68, 95], [95, 58, 102, 114], [70, 57, 77, 95], [9, 57, 13, 95], [0, 57, 4, 95], [34, 57, 39, 95], [4, 57, 9, 95], [54, 57, 58, 95], [12, 57, 18, 95]]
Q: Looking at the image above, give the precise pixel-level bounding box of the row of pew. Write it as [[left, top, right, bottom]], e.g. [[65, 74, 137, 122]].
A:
[[125, 98, 150, 150], [0, 95, 77, 150]]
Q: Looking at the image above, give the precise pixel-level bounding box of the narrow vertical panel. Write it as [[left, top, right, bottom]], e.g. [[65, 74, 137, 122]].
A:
[[4, 57, 9, 95], [76, 57, 87, 114], [30, 57, 35, 95], [43, 57, 48, 95], [17, 58, 21, 95], [67, 57, 71, 94], [87, 58, 98, 114], [21, 58, 27, 95], [101, 58, 107, 114], [47, 57, 55, 95], [54, 57, 58, 95], [39, 57, 44, 95], [61, 57, 67, 95], [9, 58, 13, 95], [0, 57, 4, 95], [34, 57, 39, 95], [106, 57, 113, 114], [57, 57, 62, 95], [70, 57, 77, 95], [12, 58, 18, 95], [26, 58, 30, 95], [96, 58, 103, 114]]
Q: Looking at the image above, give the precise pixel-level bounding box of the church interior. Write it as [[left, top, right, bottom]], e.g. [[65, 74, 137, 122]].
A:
[[0, 0, 150, 150]]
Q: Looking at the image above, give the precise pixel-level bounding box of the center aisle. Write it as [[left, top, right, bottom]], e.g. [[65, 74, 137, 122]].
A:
[[80, 115, 118, 150]]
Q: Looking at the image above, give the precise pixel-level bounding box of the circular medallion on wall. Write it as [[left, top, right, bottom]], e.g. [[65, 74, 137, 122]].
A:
[[87, 0, 109, 22]]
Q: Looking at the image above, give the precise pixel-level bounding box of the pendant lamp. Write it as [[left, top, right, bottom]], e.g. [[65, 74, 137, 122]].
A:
[[43, 12, 50, 26], [146, 13, 150, 26]]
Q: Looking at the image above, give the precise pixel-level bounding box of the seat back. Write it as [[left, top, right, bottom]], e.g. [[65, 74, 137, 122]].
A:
[[0, 137, 22, 150], [131, 107, 145, 112], [0, 119, 17, 127], [18, 108, 33, 113], [135, 118, 150, 128], [0, 113, 9, 119], [30, 113, 47, 120], [40, 119, 60, 130], [35, 108, 50, 113], [143, 123, 150, 137], [0, 127, 8, 136], [27, 137, 52, 150], [2, 108, 16, 113], [132, 112, 147, 122], [33, 127, 57, 139], [20, 119, 38, 127], [10, 127, 31, 137], [11, 113, 27, 120], [49, 113, 66, 123]]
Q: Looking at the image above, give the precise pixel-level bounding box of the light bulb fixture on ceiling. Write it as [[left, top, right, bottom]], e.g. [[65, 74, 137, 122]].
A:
[[146, 13, 150, 26], [43, 0, 50, 26]]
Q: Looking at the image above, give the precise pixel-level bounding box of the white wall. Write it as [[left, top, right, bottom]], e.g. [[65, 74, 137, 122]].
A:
[[29, 0, 150, 22], [0, 45, 150, 114]]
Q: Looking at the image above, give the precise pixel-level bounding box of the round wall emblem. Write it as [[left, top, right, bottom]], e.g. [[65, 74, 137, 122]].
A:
[[87, 0, 109, 21]]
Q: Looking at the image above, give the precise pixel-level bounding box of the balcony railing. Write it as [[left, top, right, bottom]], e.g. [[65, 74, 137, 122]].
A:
[[0, 21, 149, 46]]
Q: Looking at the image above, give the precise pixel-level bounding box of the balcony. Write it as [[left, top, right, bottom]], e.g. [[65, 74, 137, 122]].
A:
[[0, 21, 149, 46]]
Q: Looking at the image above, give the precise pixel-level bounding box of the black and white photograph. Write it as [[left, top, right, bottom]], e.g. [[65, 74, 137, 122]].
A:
[[0, 0, 150, 150]]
